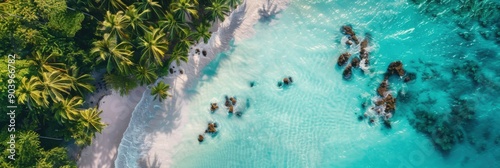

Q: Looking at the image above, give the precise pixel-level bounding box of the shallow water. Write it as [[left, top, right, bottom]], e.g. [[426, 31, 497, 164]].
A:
[[117, 0, 500, 167]]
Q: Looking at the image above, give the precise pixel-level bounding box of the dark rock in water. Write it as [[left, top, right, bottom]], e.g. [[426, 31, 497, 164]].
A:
[[235, 111, 243, 117], [458, 31, 474, 41], [386, 61, 406, 78], [377, 80, 388, 96], [383, 119, 392, 129], [351, 57, 360, 67], [250, 81, 255, 87], [283, 77, 290, 85], [342, 65, 352, 80], [345, 40, 353, 46], [202, 50, 207, 56], [225, 96, 231, 107], [384, 94, 396, 113], [210, 103, 219, 111], [341, 25, 360, 44], [404, 72, 417, 82], [357, 115, 364, 121], [198, 134, 204, 142], [288, 77, 293, 83], [246, 99, 251, 108], [207, 123, 217, 133], [230, 97, 237, 105], [228, 105, 234, 113], [337, 52, 351, 66], [278, 81, 283, 87]]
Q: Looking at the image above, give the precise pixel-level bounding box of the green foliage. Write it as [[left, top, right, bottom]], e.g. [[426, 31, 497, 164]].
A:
[[104, 73, 138, 96], [139, 28, 169, 66], [206, 0, 230, 22], [151, 81, 171, 102], [48, 11, 85, 37]]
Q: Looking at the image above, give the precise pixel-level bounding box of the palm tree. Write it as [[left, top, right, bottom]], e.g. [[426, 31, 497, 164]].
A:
[[97, 0, 126, 12], [104, 73, 138, 96], [170, 0, 198, 22], [53, 96, 83, 123], [79, 107, 106, 135], [91, 33, 134, 74], [101, 11, 130, 40], [125, 5, 150, 36], [191, 23, 211, 44], [67, 65, 95, 96], [136, 0, 164, 20], [176, 31, 194, 51], [206, 0, 230, 22], [139, 28, 169, 66], [39, 71, 72, 103], [71, 107, 106, 146], [17, 77, 45, 108], [159, 12, 189, 40], [227, 0, 242, 9], [31, 51, 66, 73], [167, 45, 189, 66], [134, 65, 158, 85], [151, 81, 171, 102]]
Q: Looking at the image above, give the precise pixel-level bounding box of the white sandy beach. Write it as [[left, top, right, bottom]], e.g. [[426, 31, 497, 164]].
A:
[[78, 0, 290, 167]]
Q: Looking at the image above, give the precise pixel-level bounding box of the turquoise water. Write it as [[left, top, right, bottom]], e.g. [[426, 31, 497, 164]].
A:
[[117, 0, 500, 167]]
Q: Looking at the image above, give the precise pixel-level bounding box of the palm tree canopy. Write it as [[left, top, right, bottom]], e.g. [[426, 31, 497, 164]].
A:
[[31, 51, 67, 73], [79, 107, 107, 134], [192, 23, 211, 44], [206, 0, 230, 22], [125, 5, 150, 36], [39, 71, 72, 103], [134, 65, 158, 85], [101, 11, 131, 40], [159, 12, 189, 40], [151, 81, 171, 102], [17, 76, 45, 108], [139, 28, 169, 66], [53, 96, 84, 123], [67, 65, 95, 96], [167, 44, 189, 67], [97, 0, 126, 12], [136, 0, 164, 20], [91, 33, 134, 74], [170, 0, 198, 22]]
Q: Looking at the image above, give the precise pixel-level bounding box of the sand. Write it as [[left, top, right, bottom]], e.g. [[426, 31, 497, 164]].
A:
[[78, 0, 290, 167]]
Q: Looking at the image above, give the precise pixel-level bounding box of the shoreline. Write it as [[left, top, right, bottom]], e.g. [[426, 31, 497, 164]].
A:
[[78, 0, 290, 167], [116, 0, 290, 167]]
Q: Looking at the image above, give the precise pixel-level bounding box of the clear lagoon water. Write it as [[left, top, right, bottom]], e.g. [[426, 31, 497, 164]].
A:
[[117, 0, 500, 167]]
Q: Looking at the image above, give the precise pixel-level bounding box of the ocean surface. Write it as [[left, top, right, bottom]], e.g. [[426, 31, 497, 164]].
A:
[[116, 0, 500, 167]]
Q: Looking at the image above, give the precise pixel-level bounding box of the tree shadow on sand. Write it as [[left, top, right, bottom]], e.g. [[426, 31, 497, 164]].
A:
[[138, 154, 161, 168], [259, 0, 281, 23]]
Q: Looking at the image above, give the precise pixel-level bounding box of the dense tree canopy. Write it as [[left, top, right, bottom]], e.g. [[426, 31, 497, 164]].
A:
[[0, 0, 240, 166]]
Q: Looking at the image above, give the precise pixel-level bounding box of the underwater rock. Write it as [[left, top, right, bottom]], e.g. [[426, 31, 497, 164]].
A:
[[386, 61, 406, 78], [207, 123, 217, 133], [377, 80, 388, 96], [383, 119, 392, 129], [283, 77, 290, 85], [228, 105, 234, 113], [342, 65, 353, 80], [404, 72, 417, 82], [337, 52, 351, 66], [198, 134, 204, 142], [342, 25, 360, 44], [230, 97, 237, 105], [351, 57, 360, 67], [458, 31, 474, 41], [225, 96, 231, 107], [211, 103, 219, 111], [250, 81, 255, 87], [384, 94, 396, 113]]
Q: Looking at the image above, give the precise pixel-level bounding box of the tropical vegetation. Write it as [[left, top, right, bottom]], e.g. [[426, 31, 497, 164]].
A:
[[0, 0, 240, 166]]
